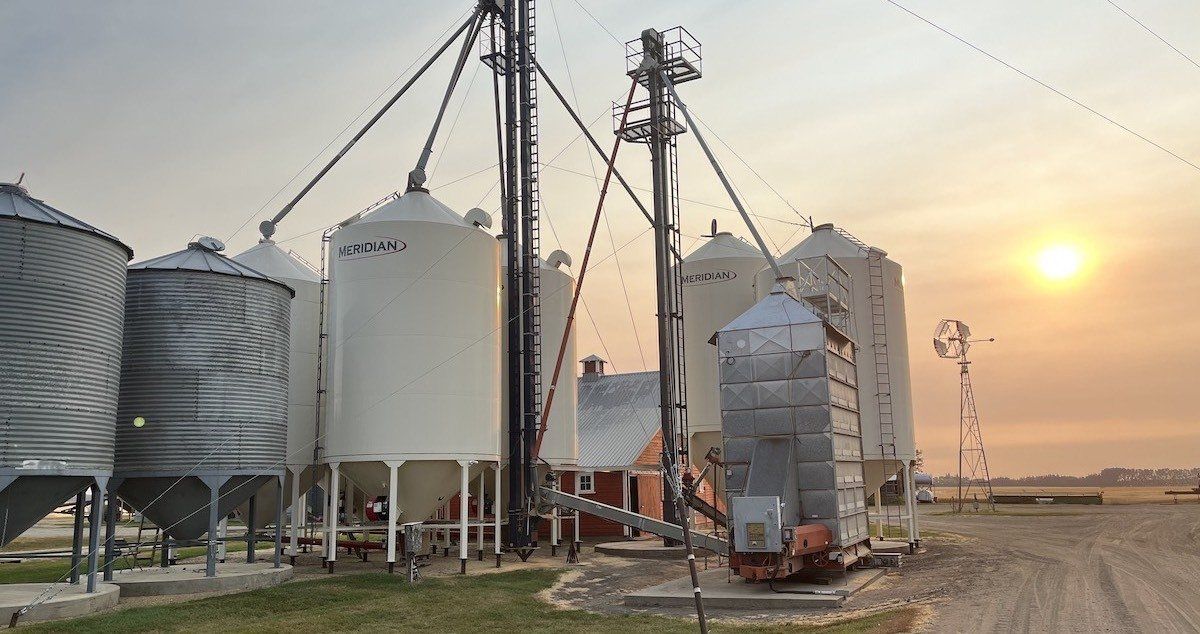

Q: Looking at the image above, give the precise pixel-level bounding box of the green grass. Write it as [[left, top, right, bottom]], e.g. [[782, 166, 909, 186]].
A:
[[1, 535, 77, 554], [21, 569, 920, 633], [0, 543, 249, 584]]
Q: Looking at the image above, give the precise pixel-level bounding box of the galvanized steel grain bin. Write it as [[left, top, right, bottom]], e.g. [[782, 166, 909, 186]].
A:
[[115, 237, 292, 540], [0, 182, 132, 546]]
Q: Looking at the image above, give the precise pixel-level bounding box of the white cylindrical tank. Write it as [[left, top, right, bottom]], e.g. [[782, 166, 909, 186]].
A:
[[325, 190, 500, 522], [755, 223, 915, 493], [233, 240, 322, 526], [500, 243, 578, 469], [681, 231, 765, 471]]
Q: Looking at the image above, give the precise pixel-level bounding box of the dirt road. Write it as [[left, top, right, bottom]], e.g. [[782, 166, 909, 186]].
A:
[[913, 503, 1200, 633], [553, 502, 1200, 632]]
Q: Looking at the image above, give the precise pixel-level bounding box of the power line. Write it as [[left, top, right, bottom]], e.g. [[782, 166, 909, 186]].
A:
[[223, 5, 475, 244], [429, 58, 484, 182], [350, 224, 656, 420], [689, 110, 810, 224], [569, 0, 624, 48], [1105, 0, 1200, 71], [541, 163, 809, 227], [549, 0, 648, 370], [885, 0, 1200, 173]]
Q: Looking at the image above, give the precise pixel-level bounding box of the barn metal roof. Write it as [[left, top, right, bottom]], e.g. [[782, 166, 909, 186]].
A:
[[577, 370, 661, 471]]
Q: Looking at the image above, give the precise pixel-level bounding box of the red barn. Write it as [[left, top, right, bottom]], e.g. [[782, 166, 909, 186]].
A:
[[444, 356, 717, 544]]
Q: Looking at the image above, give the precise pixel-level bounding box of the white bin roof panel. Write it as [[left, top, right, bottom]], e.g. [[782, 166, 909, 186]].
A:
[[683, 231, 764, 262], [232, 239, 320, 283], [362, 189, 469, 226], [783, 223, 866, 260]]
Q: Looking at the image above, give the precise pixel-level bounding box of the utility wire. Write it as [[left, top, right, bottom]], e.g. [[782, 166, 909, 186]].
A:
[[569, 0, 624, 47], [689, 110, 810, 225], [549, 0, 648, 370], [885, 0, 1200, 173], [349, 223, 655, 420], [541, 163, 809, 227], [429, 59, 485, 182], [474, 101, 613, 212], [1105, 0, 1200, 71], [223, 5, 476, 243]]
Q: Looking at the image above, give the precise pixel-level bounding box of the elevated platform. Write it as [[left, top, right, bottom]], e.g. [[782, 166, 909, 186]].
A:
[[595, 540, 717, 560], [0, 583, 119, 625], [108, 562, 291, 597], [625, 566, 885, 609]]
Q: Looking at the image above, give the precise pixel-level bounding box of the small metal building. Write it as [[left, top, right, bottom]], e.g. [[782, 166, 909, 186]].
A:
[[717, 281, 870, 578]]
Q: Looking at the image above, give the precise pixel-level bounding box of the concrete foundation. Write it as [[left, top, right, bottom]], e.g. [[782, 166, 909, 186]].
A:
[[595, 540, 717, 560], [108, 562, 292, 597], [871, 539, 911, 554], [625, 566, 886, 609], [0, 583, 120, 625]]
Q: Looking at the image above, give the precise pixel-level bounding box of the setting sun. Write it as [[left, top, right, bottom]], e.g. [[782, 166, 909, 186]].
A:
[[1037, 245, 1083, 281]]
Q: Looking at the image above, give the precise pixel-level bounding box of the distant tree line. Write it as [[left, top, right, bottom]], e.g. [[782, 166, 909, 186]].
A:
[[931, 467, 1200, 487]]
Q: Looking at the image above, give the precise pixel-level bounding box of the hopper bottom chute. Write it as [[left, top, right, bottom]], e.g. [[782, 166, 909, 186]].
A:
[[118, 474, 277, 541], [0, 474, 99, 547]]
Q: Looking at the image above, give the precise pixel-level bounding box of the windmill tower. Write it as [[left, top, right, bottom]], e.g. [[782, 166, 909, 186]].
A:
[[934, 319, 995, 512]]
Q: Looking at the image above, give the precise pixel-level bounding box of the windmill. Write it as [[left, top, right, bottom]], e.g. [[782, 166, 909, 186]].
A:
[[934, 319, 996, 512]]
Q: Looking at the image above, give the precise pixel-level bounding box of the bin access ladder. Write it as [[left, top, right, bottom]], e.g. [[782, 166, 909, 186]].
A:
[[832, 227, 904, 539], [133, 515, 160, 564]]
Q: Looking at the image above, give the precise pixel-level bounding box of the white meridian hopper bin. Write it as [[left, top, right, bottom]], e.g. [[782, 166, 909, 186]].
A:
[[755, 224, 916, 493], [680, 231, 765, 485], [232, 240, 323, 527], [325, 189, 501, 523]]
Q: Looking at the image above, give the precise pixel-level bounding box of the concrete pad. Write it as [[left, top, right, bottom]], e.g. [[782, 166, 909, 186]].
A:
[[625, 566, 886, 609], [109, 562, 292, 597], [595, 540, 716, 560], [0, 583, 120, 625], [871, 539, 912, 554]]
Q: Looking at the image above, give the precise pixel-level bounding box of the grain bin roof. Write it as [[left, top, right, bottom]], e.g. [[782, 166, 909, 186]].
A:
[[0, 182, 133, 259], [130, 239, 295, 297]]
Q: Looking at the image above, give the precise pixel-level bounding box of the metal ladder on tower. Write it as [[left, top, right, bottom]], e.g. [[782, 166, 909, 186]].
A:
[[310, 229, 335, 544], [867, 248, 903, 536], [667, 137, 689, 468], [521, 0, 543, 444]]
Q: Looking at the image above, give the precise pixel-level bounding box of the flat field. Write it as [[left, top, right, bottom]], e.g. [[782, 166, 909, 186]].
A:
[[931, 485, 1181, 505]]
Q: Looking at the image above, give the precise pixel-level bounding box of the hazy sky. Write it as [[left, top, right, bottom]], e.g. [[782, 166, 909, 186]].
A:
[[4, 1, 1198, 477]]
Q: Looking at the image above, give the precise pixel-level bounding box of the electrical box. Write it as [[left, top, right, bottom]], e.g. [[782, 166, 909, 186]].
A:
[[731, 496, 782, 553]]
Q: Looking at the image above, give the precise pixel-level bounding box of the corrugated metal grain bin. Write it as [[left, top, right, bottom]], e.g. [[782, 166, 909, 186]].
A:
[[115, 237, 292, 540], [0, 182, 132, 546]]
